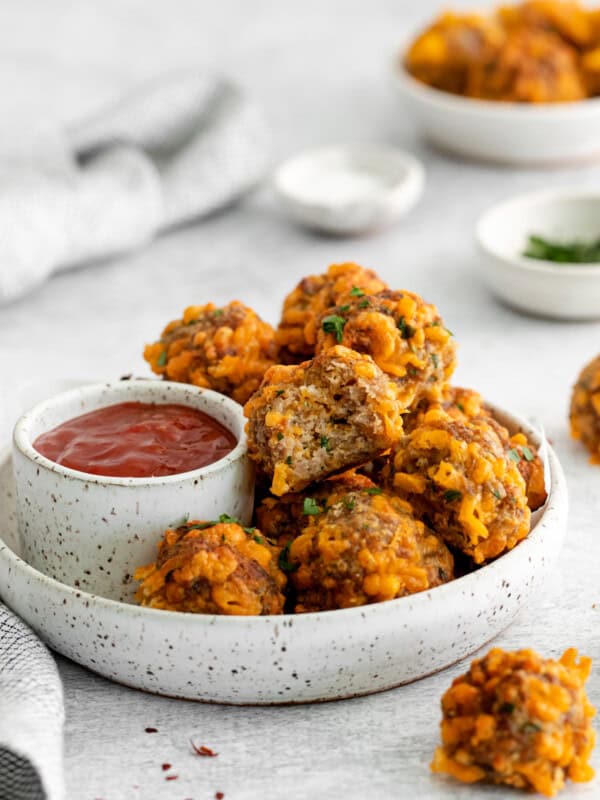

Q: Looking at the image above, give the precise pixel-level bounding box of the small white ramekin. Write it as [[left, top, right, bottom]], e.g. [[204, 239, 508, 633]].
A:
[[12, 380, 254, 602], [476, 189, 600, 319]]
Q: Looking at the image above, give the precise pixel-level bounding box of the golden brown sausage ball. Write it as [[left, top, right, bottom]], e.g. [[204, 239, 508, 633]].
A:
[[431, 647, 596, 796], [282, 483, 454, 612], [498, 1, 593, 48], [275, 262, 387, 362], [144, 301, 279, 404], [244, 345, 404, 496], [570, 354, 600, 464], [386, 406, 531, 564], [405, 386, 548, 511], [405, 11, 504, 95], [315, 290, 456, 410], [134, 518, 285, 615], [255, 471, 374, 546]]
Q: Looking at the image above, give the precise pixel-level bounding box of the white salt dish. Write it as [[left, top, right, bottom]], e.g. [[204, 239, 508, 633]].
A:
[[273, 144, 425, 235], [395, 61, 600, 166], [0, 400, 567, 705], [12, 380, 253, 602], [477, 190, 600, 319]]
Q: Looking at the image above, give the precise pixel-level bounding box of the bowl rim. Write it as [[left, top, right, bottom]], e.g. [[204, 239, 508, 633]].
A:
[[272, 142, 425, 213], [12, 380, 248, 487], [476, 188, 600, 276], [394, 55, 600, 118], [0, 402, 567, 627]]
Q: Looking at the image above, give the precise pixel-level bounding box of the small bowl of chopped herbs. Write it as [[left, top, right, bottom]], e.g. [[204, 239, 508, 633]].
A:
[[476, 189, 600, 320]]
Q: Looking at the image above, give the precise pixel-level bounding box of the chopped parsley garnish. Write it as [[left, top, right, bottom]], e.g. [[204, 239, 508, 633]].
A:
[[491, 487, 505, 500], [303, 497, 323, 515], [169, 513, 189, 527], [157, 350, 168, 367], [431, 353, 439, 368], [343, 497, 355, 511], [522, 446, 535, 462], [358, 298, 371, 309], [321, 315, 346, 343], [213, 309, 224, 316], [397, 316, 416, 340], [366, 487, 383, 495], [521, 721, 542, 734], [507, 448, 521, 463], [320, 435, 332, 452], [338, 304, 350, 313], [277, 432, 284, 441], [278, 543, 298, 573], [178, 514, 256, 535], [275, 389, 285, 397], [524, 234, 600, 264], [350, 286, 365, 297], [456, 402, 465, 413], [252, 533, 264, 544], [443, 489, 462, 502], [500, 702, 515, 714], [285, 456, 293, 465]]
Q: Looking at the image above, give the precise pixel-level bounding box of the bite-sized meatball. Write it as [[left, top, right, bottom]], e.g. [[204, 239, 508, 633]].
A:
[[570, 354, 600, 464], [315, 290, 456, 410], [134, 518, 286, 615], [255, 471, 374, 546], [144, 301, 279, 404], [405, 11, 504, 95], [406, 386, 547, 511], [498, 1, 593, 48], [275, 262, 387, 362], [468, 29, 586, 102], [282, 483, 454, 612], [244, 345, 404, 496], [386, 406, 531, 564], [431, 647, 596, 797]]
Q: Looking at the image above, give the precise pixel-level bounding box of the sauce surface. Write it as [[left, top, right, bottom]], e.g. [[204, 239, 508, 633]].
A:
[[33, 402, 237, 478]]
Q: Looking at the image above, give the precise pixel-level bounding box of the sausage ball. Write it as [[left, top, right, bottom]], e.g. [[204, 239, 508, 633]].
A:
[[406, 386, 547, 511], [498, 1, 593, 48], [431, 647, 596, 797], [386, 406, 531, 564], [570, 354, 600, 464], [281, 482, 454, 612], [255, 471, 375, 546], [275, 262, 387, 362], [134, 518, 286, 615], [315, 290, 456, 410], [405, 11, 504, 95], [244, 345, 404, 496], [144, 301, 279, 404]]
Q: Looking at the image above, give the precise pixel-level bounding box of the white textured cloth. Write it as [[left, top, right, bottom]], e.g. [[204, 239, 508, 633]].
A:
[[0, 604, 65, 800], [0, 72, 269, 304]]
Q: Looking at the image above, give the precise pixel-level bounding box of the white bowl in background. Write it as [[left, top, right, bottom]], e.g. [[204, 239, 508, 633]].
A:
[[273, 143, 425, 235], [394, 62, 600, 166], [477, 190, 600, 319], [12, 380, 254, 602], [0, 401, 567, 704]]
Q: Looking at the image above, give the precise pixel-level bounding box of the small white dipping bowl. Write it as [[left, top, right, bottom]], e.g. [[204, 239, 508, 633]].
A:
[[395, 62, 600, 166], [273, 144, 425, 235], [477, 190, 600, 319], [12, 380, 253, 602]]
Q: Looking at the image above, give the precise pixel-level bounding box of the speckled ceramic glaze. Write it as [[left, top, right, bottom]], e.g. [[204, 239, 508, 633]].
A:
[[0, 405, 567, 705], [12, 381, 253, 602]]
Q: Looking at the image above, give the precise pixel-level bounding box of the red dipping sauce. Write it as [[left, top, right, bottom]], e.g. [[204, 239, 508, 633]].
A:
[[33, 402, 237, 478]]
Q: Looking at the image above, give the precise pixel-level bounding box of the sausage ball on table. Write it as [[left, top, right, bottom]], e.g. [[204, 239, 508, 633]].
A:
[[406, 386, 548, 511], [275, 262, 387, 363], [386, 406, 531, 564], [255, 471, 374, 546], [144, 301, 279, 404], [315, 290, 456, 410], [134, 518, 286, 615], [570, 354, 600, 464], [280, 481, 453, 612], [432, 647, 596, 797], [244, 345, 404, 496]]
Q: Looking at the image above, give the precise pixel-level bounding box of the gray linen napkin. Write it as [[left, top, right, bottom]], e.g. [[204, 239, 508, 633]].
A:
[[0, 604, 65, 800], [0, 71, 269, 305]]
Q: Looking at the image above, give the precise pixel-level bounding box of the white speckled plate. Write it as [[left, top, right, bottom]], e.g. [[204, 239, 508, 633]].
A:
[[0, 407, 567, 705]]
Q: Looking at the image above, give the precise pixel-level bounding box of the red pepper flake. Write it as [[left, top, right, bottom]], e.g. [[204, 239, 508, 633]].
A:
[[165, 774, 179, 781], [190, 739, 218, 757], [161, 763, 171, 771], [145, 727, 158, 733]]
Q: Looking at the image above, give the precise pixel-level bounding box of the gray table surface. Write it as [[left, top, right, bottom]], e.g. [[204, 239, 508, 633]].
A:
[[1, 1, 600, 798]]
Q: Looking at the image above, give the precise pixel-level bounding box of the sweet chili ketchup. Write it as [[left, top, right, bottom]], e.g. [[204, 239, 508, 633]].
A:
[[33, 402, 237, 478]]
